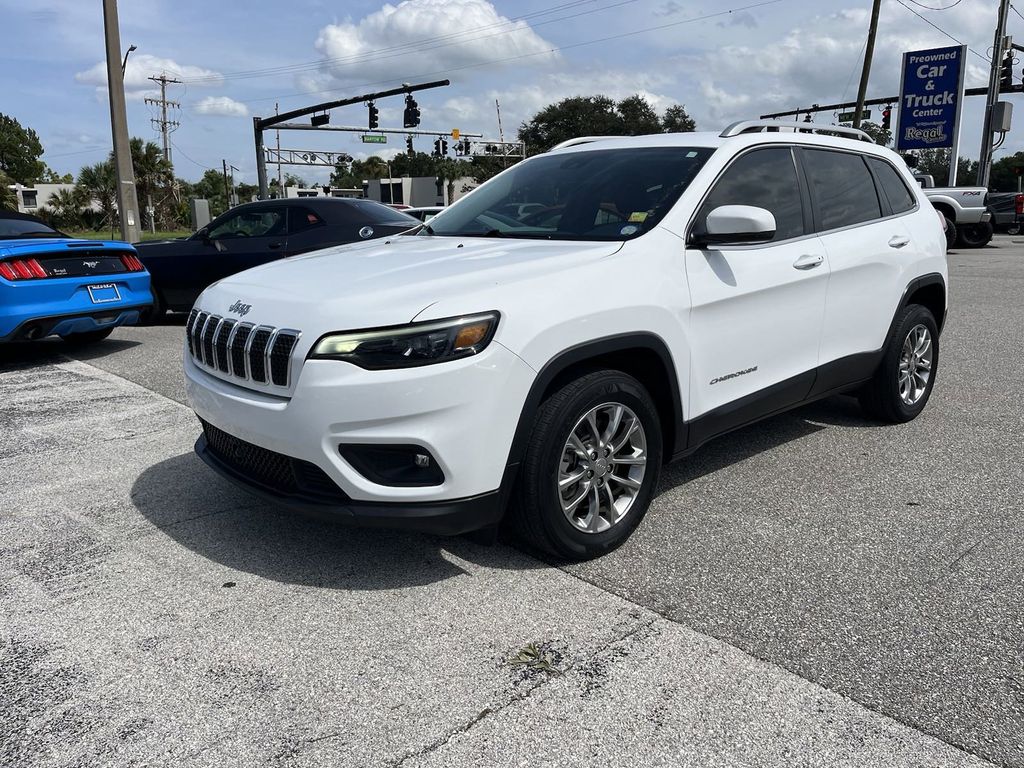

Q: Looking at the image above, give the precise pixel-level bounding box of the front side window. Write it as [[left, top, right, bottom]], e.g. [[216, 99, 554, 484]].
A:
[[802, 149, 882, 231], [695, 147, 805, 242], [288, 207, 323, 234], [868, 157, 917, 214], [426, 147, 714, 241], [208, 208, 287, 239]]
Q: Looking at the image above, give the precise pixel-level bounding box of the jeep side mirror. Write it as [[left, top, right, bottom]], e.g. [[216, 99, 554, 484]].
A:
[[693, 205, 776, 247]]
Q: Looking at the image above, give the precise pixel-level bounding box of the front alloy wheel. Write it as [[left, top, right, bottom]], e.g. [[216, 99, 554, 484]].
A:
[[511, 369, 662, 560], [558, 403, 648, 534]]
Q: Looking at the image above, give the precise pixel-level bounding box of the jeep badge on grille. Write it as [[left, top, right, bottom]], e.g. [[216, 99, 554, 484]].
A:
[[228, 300, 252, 316]]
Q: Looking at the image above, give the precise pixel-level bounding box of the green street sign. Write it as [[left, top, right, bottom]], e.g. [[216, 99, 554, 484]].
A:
[[837, 109, 871, 122], [361, 135, 387, 144]]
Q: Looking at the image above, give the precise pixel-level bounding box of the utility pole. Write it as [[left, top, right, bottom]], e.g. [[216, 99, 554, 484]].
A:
[[853, 0, 882, 129], [102, 0, 141, 243], [145, 73, 181, 164], [222, 159, 231, 210], [978, 0, 1012, 188], [275, 103, 283, 192]]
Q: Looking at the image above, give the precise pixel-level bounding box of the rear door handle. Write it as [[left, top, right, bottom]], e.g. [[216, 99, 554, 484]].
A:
[[888, 236, 910, 249], [268, 241, 283, 249], [793, 253, 824, 270]]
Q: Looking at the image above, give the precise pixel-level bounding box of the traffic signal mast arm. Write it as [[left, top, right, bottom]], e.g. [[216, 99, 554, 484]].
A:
[[761, 85, 1023, 121]]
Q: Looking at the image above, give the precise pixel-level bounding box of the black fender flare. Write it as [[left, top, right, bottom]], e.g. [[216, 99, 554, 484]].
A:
[[494, 332, 685, 516]]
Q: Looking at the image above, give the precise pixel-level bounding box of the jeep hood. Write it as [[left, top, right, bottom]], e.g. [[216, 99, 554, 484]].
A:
[[194, 235, 623, 333]]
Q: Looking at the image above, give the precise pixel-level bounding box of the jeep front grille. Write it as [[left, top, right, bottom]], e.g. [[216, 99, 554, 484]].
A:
[[187, 309, 300, 388]]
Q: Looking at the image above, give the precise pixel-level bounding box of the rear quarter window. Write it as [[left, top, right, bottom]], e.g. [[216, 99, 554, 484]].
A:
[[801, 148, 882, 231], [868, 157, 917, 214]]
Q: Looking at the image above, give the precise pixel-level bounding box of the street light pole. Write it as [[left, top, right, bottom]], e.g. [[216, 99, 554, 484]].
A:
[[977, 0, 1012, 188], [102, 0, 141, 243], [121, 43, 136, 75]]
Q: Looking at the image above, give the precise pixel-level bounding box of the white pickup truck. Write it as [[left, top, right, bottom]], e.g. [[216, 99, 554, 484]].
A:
[[913, 174, 993, 249]]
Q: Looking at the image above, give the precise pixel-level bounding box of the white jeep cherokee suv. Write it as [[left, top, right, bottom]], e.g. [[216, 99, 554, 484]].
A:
[[184, 121, 947, 560]]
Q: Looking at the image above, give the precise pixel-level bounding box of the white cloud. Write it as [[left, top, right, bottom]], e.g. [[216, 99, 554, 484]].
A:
[[194, 96, 249, 117], [75, 53, 222, 100], [313, 0, 558, 85]]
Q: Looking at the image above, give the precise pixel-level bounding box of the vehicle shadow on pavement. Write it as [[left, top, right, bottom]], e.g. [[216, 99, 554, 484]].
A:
[[131, 451, 547, 591], [0, 338, 142, 368]]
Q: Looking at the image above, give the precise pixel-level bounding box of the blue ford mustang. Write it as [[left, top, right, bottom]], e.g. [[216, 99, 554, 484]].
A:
[[0, 211, 153, 344]]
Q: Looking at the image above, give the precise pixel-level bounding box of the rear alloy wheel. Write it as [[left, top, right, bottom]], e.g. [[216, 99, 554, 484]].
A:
[[60, 328, 113, 346], [859, 304, 939, 423], [956, 221, 993, 248], [512, 370, 662, 560]]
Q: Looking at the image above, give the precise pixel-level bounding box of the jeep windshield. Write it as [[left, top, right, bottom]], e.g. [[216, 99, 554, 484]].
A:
[[423, 146, 714, 241]]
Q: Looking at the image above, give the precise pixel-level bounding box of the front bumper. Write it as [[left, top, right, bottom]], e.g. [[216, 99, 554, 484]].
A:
[[195, 431, 503, 535], [185, 339, 535, 522]]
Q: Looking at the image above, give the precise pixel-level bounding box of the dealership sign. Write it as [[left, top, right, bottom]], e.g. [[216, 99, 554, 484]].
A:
[[896, 44, 966, 151]]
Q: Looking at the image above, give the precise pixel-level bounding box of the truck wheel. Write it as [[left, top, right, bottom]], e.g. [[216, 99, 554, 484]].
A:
[[943, 216, 956, 250], [956, 222, 993, 248], [511, 369, 662, 561], [1006, 224, 1021, 236]]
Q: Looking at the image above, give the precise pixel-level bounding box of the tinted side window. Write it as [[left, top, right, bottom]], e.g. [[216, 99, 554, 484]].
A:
[[288, 207, 324, 234], [802, 149, 882, 231], [697, 147, 804, 242], [868, 158, 916, 214]]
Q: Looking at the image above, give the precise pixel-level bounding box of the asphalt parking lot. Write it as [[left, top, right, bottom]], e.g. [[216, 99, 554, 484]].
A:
[[2, 240, 1021, 767]]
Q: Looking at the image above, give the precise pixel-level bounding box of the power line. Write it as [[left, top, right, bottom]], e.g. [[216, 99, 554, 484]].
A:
[[894, 0, 990, 62], [236, 0, 785, 108], [169, 139, 215, 171], [181, 0, 613, 84], [905, 0, 963, 9], [1012, 3, 1024, 22]]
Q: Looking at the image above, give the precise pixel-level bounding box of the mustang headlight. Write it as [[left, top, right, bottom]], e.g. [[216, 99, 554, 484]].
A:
[[309, 312, 499, 369]]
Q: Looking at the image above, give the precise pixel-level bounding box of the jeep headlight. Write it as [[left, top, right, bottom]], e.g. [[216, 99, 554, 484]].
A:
[[309, 312, 499, 369]]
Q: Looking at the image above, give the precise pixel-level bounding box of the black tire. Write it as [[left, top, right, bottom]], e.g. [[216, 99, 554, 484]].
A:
[[1006, 224, 1021, 236], [510, 369, 663, 561], [859, 304, 939, 423], [943, 216, 956, 250], [145, 289, 166, 325], [955, 221, 993, 248], [60, 328, 114, 346]]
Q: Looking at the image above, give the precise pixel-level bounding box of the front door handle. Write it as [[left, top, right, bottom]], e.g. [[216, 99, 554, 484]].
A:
[[793, 253, 824, 270], [268, 241, 283, 249], [888, 236, 910, 249]]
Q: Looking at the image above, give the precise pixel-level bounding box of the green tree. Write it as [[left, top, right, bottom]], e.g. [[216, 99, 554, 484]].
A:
[[190, 168, 231, 216], [855, 120, 891, 147], [518, 94, 697, 154], [988, 151, 1024, 191], [75, 162, 117, 231], [911, 149, 977, 187], [0, 170, 16, 211], [0, 113, 46, 184], [662, 104, 696, 133], [617, 95, 662, 135], [38, 187, 86, 230], [121, 138, 172, 211]]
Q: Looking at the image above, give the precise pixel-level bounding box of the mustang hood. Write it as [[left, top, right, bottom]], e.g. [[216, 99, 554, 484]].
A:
[[194, 235, 623, 334]]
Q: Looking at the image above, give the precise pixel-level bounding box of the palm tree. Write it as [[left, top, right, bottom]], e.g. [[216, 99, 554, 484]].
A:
[[76, 162, 116, 231], [41, 187, 85, 230]]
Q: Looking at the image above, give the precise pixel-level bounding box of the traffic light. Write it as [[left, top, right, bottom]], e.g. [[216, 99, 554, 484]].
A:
[[432, 138, 442, 157], [440, 138, 448, 155], [1000, 51, 1014, 90], [460, 138, 471, 156], [406, 135, 414, 156], [803, 112, 812, 123], [367, 102, 379, 130], [403, 94, 421, 128], [881, 106, 892, 131]]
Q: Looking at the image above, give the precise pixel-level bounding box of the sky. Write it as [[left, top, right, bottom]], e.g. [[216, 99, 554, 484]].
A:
[[1, 0, 1020, 186]]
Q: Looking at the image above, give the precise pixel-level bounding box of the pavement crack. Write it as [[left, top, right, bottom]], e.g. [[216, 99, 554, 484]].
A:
[[385, 616, 658, 767]]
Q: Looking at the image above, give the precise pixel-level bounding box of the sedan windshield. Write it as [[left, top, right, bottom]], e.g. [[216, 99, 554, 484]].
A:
[[426, 146, 714, 241]]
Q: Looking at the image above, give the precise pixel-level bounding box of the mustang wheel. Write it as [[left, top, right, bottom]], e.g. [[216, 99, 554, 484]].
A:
[[512, 370, 662, 560], [859, 304, 939, 423]]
